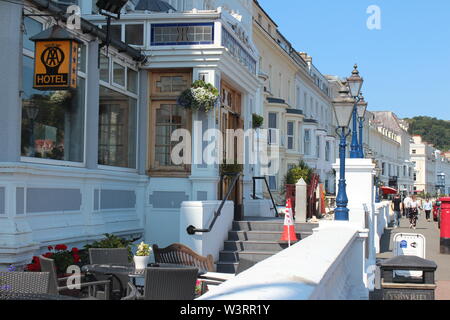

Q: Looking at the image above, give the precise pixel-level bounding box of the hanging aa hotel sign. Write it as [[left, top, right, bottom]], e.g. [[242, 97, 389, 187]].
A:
[[31, 25, 80, 90]]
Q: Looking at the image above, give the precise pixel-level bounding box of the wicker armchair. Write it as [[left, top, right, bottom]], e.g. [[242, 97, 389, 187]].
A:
[[88, 248, 130, 299], [39, 255, 110, 300], [0, 272, 50, 294], [153, 243, 215, 272], [138, 267, 198, 300]]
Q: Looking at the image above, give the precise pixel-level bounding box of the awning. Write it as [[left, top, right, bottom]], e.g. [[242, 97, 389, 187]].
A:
[[380, 186, 398, 195]]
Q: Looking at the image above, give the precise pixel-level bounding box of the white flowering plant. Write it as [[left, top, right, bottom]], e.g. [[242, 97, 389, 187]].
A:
[[177, 80, 219, 112], [135, 242, 152, 257]]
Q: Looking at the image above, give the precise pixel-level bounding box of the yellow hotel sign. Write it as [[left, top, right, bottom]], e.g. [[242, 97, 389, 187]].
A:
[[33, 39, 79, 90]]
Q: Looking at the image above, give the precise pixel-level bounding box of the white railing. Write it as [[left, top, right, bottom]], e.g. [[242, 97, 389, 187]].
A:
[[374, 201, 391, 254], [199, 221, 369, 300]]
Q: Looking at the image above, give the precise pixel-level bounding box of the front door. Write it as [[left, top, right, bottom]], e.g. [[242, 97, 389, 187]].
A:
[[219, 82, 244, 220]]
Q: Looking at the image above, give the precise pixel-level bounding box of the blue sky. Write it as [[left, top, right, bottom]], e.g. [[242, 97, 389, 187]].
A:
[[258, 0, 450, 120]]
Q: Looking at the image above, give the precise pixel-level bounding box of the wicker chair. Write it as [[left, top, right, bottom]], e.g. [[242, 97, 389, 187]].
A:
[[153, 243, 215, 272], [88, 248, 129, 265], [138, 267, 198, 300], [0, 272, 50, 294], [121, 282, 139, 300], [38, 255, 110, 300], [88, 248, 130, 299]]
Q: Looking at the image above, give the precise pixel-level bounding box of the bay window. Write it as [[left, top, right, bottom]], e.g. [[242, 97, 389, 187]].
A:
[[99, 54, 139, 169]]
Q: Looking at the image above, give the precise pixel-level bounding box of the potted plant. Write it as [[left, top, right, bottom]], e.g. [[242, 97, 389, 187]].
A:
[[134, 242, 151, 270], [177, 80, 219, 112], [26, 244, 81, 276], [252, 113, 264, 129]]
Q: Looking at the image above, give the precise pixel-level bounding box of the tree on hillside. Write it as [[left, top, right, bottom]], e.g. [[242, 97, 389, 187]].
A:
[[405, 116, 450, 151]]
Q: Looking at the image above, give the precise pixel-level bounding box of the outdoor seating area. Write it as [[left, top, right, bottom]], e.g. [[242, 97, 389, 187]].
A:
[[0, 238, 242, 301]]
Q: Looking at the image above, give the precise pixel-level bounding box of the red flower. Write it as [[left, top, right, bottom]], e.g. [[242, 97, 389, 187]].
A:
[[27, 256, 41, 271], [73, 254, 80, 263], [48, 245, 53, 251], [43, 252, 53, 258], [71, 247, 79, 253], [55, 244, 67, 251], [27, 263, 40, 271]]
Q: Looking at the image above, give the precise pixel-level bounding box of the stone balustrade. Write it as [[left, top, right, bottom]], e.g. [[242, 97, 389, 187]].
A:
[[199, 221, 369, 300]]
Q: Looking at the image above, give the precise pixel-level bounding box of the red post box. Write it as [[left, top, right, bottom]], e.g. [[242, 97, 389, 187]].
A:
[[440, 197, 450, 254]]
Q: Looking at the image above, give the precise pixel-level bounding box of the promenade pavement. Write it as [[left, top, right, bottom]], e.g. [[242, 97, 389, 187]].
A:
[[377, 212, 450, 300]]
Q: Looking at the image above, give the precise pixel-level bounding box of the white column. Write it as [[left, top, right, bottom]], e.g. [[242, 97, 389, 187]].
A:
[[295, 178, 307, 222], [333, 159, 375, 228]]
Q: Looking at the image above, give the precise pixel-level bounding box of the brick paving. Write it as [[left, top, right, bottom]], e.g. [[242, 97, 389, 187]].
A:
[[377, 213, 450, 300]]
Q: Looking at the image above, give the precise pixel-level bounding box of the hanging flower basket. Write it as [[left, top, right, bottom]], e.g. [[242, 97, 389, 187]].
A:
[[177, 80, 219, 112], [252, 113, 264, 129]]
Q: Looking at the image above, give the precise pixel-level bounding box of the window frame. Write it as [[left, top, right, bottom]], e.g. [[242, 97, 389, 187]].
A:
[[98, 48, 140, 171], [149, 100, 192, 175], [304, 129, 311, 156], [98, 22, 146, 48], [287, 121, 294, 150], [148, 71, 192, 176]]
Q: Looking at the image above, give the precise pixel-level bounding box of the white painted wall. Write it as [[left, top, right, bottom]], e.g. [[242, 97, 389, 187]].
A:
[[179, 201, 234, 263]]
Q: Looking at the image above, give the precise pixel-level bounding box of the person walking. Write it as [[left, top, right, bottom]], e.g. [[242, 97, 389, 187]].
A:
[[391, 193, 403, 228], [423, 198, 433, 222], [409, 195, 422, 230], [403, 194, 412, 219]]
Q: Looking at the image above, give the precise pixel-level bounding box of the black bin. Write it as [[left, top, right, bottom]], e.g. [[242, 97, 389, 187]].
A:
[[378, 255, 437, 300]]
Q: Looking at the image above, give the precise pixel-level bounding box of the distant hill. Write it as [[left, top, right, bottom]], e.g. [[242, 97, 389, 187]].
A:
[[405, 116, 450, 151]]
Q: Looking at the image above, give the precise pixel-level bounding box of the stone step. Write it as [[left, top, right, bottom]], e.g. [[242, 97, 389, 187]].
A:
[[224, 240, 292, 252], [219, 250, 278, 263], [233, 221, 318, 232], [216, 262, 239, 274], [228, 230, 312, 241]]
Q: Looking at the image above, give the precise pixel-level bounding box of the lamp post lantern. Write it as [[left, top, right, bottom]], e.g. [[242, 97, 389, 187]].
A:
[[346, 64, 364, 159], [357, 93, 368, 158], [332, 85, 355, 221]]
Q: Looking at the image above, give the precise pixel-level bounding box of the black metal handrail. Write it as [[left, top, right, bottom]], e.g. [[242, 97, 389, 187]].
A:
[[252, 177, 279, 218], [186, 173, 241, 235]]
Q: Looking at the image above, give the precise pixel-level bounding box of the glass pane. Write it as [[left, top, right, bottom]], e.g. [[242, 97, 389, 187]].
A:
[[287, 122, 294, 135], [268, 113, 277, 129], [98, 86, 137, 168], [78, 44, 87, 73], [99, 54, 109, 82], [125, 24, 144, 46], [155, 104, 187, 167], [113, 62, 125, 87], [21, 56, 85, 162], [23, 17, 42, 51], [288, 137, 293, 150], [127, 68, 138, 94], [156, 76, 188, 93], [110, 25, 122, 42]]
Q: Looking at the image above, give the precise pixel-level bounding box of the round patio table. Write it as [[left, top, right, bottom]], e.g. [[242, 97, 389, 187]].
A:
[[0, 292, 79, 300], [81, 263, 205, 298]]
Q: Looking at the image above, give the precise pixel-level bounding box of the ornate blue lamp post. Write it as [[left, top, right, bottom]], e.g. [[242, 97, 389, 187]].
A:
[[333, 85, 356, 221], [346, 65, 364, 159], [356, 93, 368, 158]]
